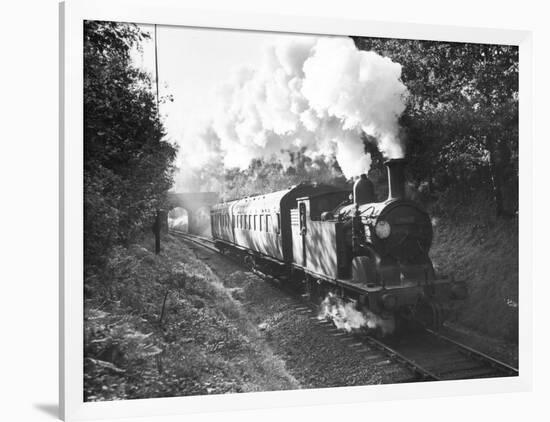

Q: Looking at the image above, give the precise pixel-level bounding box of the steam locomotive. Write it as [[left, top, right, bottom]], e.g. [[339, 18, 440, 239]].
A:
[[211, 159, 466, 330]]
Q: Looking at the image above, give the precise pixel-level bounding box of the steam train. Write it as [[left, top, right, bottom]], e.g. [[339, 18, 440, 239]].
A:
[[211, 159, 466, 330]]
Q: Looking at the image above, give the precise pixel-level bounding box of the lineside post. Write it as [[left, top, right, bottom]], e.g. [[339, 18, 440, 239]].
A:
[[153, 210, 161, 254]]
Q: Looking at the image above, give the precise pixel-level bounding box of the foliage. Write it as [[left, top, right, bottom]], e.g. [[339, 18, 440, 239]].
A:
[[84, 236, 298, 401], [84, 243, 200, 400], [178, 150, 351, 202], [84, 21, 178, 266], [352, 37, 518, 217], [220, 151, 349, 201]]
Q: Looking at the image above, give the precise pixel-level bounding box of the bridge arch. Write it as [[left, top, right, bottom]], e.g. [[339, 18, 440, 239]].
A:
[[166, 192, 219, 236]]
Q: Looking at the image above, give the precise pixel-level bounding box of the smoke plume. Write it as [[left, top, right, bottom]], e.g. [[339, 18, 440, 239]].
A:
[[184, 35, 408, 180], [318, 293, 395, 336]]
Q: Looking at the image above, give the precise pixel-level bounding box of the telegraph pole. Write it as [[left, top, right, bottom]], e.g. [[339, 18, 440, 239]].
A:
[[154, 23, 160, 114], [153, 23, 161, 254]]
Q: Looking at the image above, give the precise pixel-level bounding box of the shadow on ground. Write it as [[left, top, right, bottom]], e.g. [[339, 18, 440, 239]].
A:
[[34, 403, 59, 419]]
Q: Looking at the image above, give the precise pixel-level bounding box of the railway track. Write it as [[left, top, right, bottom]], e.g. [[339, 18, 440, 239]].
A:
[[169, 230, 518, 383]]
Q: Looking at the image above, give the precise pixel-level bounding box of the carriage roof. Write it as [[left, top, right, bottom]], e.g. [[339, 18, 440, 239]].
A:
[[211, 183, 346, 215]]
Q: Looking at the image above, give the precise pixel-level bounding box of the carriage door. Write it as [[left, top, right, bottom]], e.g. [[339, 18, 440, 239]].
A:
[[299, 202, 307, 267]]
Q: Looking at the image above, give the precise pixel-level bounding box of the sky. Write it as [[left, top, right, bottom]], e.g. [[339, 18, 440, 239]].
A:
[[134, 24, 300, 149]]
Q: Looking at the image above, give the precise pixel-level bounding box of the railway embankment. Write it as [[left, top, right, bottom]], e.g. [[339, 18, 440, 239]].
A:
[[430, 204, 518, 361], [84, 234, 299, 401]]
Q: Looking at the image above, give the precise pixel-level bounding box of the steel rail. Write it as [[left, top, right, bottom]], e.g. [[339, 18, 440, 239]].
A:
[[425, 328, 518, 376]]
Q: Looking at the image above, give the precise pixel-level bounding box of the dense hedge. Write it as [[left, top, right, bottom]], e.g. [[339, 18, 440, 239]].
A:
[[84, 21, 178, 267]]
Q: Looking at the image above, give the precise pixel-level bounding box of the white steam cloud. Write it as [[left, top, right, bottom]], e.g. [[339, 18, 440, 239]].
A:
[[187, 35, 408, 179], [318, 293, 395, 336]]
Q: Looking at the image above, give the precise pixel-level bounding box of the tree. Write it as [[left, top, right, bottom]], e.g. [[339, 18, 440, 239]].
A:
[[84, 21, 178, 265], [352, 37, 518, 217]]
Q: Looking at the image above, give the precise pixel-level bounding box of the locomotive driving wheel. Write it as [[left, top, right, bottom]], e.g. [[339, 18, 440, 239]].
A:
[[410, 300, 445, 330]]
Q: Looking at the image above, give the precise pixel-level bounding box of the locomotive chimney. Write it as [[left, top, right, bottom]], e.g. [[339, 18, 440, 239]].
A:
[[385, 158, 407, 200], [353, 174, 375, 205]]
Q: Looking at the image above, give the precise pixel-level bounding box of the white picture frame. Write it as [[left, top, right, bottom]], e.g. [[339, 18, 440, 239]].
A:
[[60, 0, 533, 420]]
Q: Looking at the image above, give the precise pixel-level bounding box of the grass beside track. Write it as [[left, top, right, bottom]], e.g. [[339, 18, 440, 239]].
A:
[[84, 234, 299, 401], [431, 212, 518, 344]]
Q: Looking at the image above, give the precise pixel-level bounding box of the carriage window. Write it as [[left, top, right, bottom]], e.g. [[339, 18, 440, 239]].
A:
[[266, 215, 272, 232], [253, 215, 257, 231], [259, 214, 262, 231], [276, 213, 281, 234]]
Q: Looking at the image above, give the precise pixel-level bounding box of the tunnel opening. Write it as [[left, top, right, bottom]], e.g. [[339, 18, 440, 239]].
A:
[[168, 207, 189, 233]]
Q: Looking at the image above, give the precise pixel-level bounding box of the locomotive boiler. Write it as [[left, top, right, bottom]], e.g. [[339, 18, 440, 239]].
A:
[[211, 159, 466, 330]]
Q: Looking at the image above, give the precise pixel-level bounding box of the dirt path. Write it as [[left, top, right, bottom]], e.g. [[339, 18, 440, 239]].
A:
[[183, 238, 415, 388]]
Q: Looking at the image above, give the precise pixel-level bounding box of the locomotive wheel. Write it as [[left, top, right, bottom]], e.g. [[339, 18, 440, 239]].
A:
[[303, 277, 324, 305], [411, 301, 444, 330], [243, 255, 256, 271]]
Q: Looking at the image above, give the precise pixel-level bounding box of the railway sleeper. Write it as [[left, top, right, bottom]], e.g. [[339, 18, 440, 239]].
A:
[[428, 360, 487, 376], [439, 366, 503, 380]]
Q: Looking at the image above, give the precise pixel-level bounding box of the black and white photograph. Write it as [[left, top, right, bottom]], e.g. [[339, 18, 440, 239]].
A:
[[83, 19, 519, 402]]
